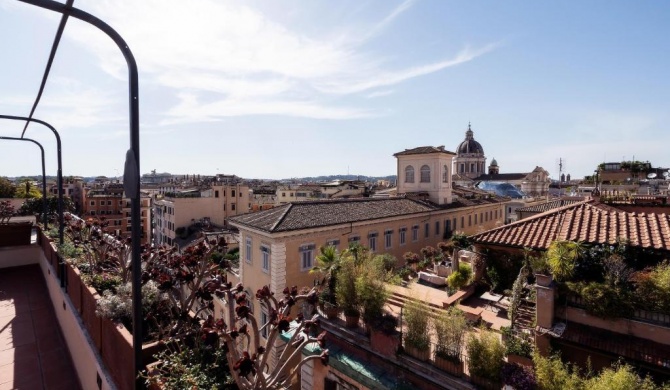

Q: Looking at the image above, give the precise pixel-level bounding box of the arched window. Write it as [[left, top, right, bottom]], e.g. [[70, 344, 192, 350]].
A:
[[420, 165, 431, 183], [405, 166, 415, 183], [442, 165, 449, 183]]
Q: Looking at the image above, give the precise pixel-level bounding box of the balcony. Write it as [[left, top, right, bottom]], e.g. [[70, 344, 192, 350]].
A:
[[0, 228, 116, 389]]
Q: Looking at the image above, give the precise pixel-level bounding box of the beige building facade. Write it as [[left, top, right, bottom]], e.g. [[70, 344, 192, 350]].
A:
[[154, 184, 249, 247]]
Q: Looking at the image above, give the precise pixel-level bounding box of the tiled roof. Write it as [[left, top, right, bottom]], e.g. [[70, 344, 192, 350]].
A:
[[393, 146, 456, 156], [471, 200, 670, 251], [558, 322, 670, 370], [228, 198, 437, 233], [516, 199, 583, 213]]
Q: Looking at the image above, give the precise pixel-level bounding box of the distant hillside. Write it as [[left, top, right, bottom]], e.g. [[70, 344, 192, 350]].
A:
[[279, 174, 396, 183]]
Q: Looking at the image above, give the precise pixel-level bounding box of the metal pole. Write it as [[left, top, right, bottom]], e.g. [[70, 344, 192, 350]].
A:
[[0, 115, 64, 245], [0, 136, 48, 228], [17, 1, 143, 385]]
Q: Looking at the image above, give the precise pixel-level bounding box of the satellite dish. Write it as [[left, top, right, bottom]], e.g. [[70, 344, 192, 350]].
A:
[[647, 172, 657, 179]]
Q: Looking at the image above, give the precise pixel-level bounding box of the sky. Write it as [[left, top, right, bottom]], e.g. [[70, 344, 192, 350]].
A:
[[0, 0, 668, 180]]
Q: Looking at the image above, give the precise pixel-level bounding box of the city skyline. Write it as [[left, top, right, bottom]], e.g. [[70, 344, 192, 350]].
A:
[[0, 0, 668, 180]]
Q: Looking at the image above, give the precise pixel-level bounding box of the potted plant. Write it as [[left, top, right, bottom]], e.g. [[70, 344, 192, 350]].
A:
[[501, 362, 537, 390], [336, 254, 360, 328], [369, 312, 400, 357], [0, 200, 32, 247], [466, 330, 504, 390], [403, 299, 431, 361], [357, 257, 389, 332], [531, 254, 552, 287], [432, 307, 467, 376], [311, 245, 341, 320], [403, 251, 420, 272], [502, 327, 533, 367]]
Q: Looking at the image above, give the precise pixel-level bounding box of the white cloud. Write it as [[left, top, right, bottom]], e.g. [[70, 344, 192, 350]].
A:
[[366, 90, 394, 98], [59, 0, 497, 122]]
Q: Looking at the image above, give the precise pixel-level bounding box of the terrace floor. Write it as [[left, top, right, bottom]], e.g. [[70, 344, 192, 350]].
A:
[[0, 264, 80, 390]]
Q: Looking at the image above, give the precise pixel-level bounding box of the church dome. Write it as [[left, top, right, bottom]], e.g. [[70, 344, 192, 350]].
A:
[[490, 158, 498, 166], [456, 124, 484, 155]]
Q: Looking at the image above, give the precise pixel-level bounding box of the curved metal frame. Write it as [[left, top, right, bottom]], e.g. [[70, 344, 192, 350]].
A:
[[0, 136, 48, 228], [0, 115, 64, 245], [17, 1, 143, 385]]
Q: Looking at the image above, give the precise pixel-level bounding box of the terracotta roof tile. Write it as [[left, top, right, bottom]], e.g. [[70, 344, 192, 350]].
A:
[[393, 146, 456, 156], [471, 200, 670, 251], [516, 199, 583, 213]]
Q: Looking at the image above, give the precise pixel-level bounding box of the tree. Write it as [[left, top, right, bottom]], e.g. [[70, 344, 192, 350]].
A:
[[547, 241, 584, 281], [19, 196, 75, 219], [0, 177, 15, 198], [14, 180, 42, 199]]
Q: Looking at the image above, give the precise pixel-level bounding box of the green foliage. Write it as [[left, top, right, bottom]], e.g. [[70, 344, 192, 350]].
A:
[[404, 299, 430, 351], [14, 180, 42, 199], [57, 241, 83, 259], [451, 232, 472, 249], [501, 328, 533, 358], [145, 341, 235, 389], [508, 266, 528, 326], [85, 273, 122, 294], [433, 307, 467, 362], [0, 177, 16, 198], [466, 330, 505, 382], [567, 281, 634, 319], [18, 196, 75, 218], [547, 241, 584, 281], [356, 257, 389, 325], [335, 254, 360, 316], [372, 253, 397, 272], [447, 263, 472, 290], [634, 261, 670, 313], [533, 353, 585, 390], [586, 363, 662, 390], [531, 253, 551, 275]]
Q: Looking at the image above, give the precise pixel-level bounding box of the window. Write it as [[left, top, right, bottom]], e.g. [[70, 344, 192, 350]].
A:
[[468, 215, 472, 226], [475, 214, 478, 224], [347, 235, 360, 243], [399, 227, 407, 245], [435, 221, 440, 236], [282, 192, 286, 197], [470, 163, 474, 172], [107, 200, 112, 205], [412, 225, 419, 242], [90, 200, 95, 206], [461, 216, 464, 228], [261, 245, 270, 273], [384, 229, 392, 249], [90, 210, 96, 215], [453, 218, 457, 230], [299, 244, 315, 271], [245, 237, 252, 264], [424, 223, 429, 238], [420, 165, 431, 183], [231, 190, 236, 197], [326, 239, 340, 247], [215, 190, 219, 198], [460, 163, 464, 173], [404, 166, 415, 183], [231, 203, 236, 211], [443, 165, 449, 183], [368, 232, 378, 252]]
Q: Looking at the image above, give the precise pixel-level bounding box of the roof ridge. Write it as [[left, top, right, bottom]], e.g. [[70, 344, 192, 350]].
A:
[[270, 203, 293, 232]]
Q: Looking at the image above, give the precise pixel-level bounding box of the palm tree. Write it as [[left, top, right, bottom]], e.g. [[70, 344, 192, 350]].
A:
[[547, 241, 584, 281], [310, 245, 341, 307]]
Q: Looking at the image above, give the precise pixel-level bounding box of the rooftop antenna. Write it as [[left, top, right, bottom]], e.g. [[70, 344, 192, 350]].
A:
[[556, 157, 565, 195]]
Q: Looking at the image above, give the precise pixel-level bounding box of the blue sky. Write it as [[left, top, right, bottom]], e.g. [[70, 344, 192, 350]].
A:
[[0, 0, 668, 180]]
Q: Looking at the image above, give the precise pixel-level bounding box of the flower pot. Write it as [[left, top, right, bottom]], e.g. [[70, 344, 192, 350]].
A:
[[0, 222, 32, 247], [370, 329, 400, 357], [323, 305, 340, 320], [470, 375, 501, 390], [344, 313, 360, 328], [404, 344, 430, 362], [535, 274, 553, 287], [433, 355, 463, 377], [507, 353, 533, 368]]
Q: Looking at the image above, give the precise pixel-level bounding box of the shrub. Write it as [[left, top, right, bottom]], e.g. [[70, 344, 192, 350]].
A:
[[356, 259, 388, 325], [533, 352, 585, 390], [404, 299, 430, 351], [85, 273, 122, 294], [447, 263, 472, 290], [335, 254, 360, 316], [547, 241, 583, 281], [466, 330, 504, 382], [57, 241, 83, 260], [433, 307, 466, 362], [96, 281, 163, 326]]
